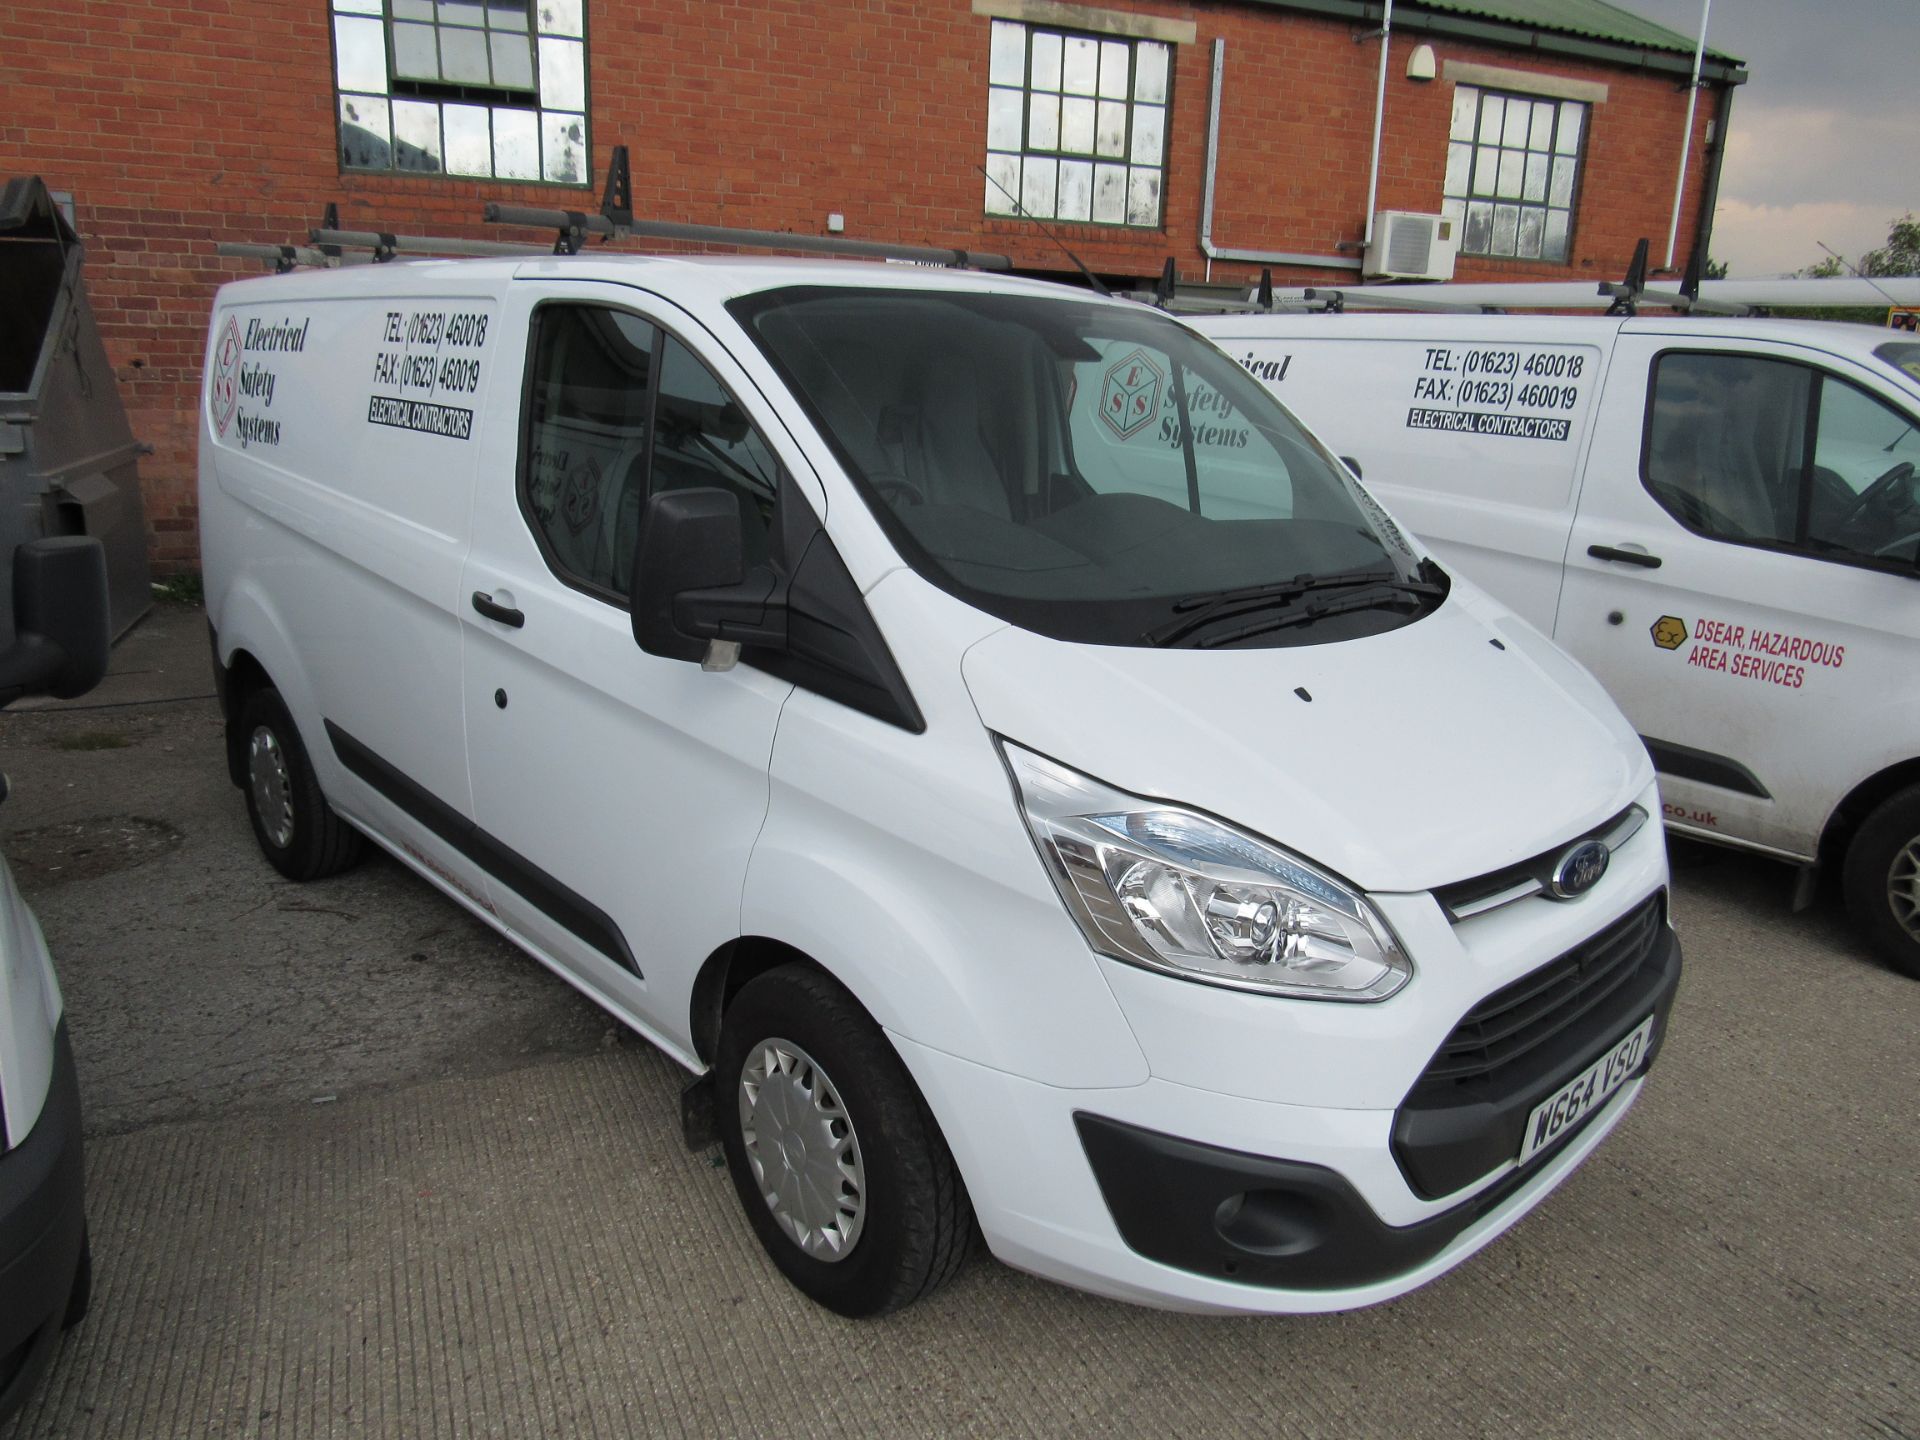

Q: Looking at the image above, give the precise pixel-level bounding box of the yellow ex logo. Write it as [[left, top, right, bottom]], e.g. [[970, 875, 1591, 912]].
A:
[[1650, 616, 1688, 651]]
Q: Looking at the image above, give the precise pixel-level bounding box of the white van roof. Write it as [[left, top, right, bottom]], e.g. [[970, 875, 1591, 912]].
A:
[[1189, 309, 1920, 393], [215, 252, 1100, 310]]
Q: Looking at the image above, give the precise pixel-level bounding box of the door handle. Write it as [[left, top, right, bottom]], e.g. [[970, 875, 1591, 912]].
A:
[[471, 590, 525, 627], [1587, 544, 1662, 569]]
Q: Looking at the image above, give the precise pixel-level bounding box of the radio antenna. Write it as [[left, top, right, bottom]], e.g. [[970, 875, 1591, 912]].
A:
[[1816, 240, 1906, 313], [976, 164, 1109, 296]]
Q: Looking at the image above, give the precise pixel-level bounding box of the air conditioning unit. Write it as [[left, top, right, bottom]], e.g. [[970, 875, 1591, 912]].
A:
[[1363, 211, 1459, 282]]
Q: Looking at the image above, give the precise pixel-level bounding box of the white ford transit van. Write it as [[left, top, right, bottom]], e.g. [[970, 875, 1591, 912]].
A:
[[1195, 311, 1920, 979], [199, 257, 1680, 1316]]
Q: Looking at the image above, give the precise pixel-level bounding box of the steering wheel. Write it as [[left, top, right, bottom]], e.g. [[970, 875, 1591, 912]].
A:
[[1650, 481, 1750, 538], [869, 471, 927, 508], [1842, 460, 1918, 524], [1874, 528, 1920, 562]]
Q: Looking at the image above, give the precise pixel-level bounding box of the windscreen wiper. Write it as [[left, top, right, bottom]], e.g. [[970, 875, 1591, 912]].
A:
[[1190, 581, 1443, 649], [1143, 568, 1410, 647]]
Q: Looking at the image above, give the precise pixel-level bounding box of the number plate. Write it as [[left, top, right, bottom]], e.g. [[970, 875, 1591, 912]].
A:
[[1517, 1016, 1654, 1166]]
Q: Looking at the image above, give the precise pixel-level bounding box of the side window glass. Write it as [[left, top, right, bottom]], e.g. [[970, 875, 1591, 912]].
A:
[[1806, 377, 1920, 563], [523, 305, 656, 596], [1645, 352, 1808, 545], [654, 337, 778, 567]]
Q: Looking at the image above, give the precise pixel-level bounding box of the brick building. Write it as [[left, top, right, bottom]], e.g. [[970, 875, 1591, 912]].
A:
[[0, 0, 1743, 572]]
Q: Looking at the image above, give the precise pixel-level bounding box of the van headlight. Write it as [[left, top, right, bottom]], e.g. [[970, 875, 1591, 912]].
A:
[[1001, 741, 1411, 1001]]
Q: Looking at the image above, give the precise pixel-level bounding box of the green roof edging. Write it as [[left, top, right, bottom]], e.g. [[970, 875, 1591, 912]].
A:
[[1243, 0, 1747, 83]]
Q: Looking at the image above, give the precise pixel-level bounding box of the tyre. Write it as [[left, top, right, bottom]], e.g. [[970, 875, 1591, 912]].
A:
[[237, 687, 364, 882], [61, 1229, 91, 1329], [715, 964, 972, 1317], [1842, 784, 1920, 980]]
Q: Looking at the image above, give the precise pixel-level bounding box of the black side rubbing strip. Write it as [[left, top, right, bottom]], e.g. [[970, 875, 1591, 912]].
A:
[[326, 721, 642, 977], [1641, 736, 1770, 800]]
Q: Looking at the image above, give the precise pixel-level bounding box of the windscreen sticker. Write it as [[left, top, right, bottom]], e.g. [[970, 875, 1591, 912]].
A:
[[214, 313, 310, 450], [367, 306, 491, 441], [1656, 615, 1845, 691], [1406, 345, 1591, 442]]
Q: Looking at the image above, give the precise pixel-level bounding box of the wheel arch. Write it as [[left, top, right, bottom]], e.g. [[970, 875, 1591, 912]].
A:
[[1819, 757, 1920, 868], [687, 934, 824, 1068], [208, 577, 318, 790], [219, 648, 275, 787]]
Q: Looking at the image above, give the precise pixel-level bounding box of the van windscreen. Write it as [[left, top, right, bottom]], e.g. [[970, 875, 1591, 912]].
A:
[[730, 286, 1438, 648]]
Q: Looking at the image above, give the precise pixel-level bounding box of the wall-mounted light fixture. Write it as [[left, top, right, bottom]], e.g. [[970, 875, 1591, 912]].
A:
[[1406, 44, 1436, 82]]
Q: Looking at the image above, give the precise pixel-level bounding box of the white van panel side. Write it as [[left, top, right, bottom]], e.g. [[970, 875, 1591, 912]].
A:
[[742, 571, 1149, 1090], [1202, 326, 1603, 630], [202, 286, 504, 842]]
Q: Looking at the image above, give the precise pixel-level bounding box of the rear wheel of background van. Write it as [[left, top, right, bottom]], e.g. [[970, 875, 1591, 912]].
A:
[[1842, 785, 1920, 980], [238, 687, 364, 882], [715, 964, 972, 1317]]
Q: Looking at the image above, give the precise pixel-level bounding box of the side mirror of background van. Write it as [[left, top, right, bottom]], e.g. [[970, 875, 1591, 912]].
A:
[[1340, 456, 1363, 480], [631, 487, 787, 663], [0, 536, 109, 708]]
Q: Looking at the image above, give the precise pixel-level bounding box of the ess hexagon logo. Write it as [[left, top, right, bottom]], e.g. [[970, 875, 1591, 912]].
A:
[[1098, 349, 1163, 441], [210, 316, 242, 437], [1650, 615, 1688, 651]]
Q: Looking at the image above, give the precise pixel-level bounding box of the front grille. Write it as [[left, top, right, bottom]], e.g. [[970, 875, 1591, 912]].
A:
[[1391, 890, 1678, 1199], [1423, 893, 1665, 1091], [1432, 804, 1644, 921]]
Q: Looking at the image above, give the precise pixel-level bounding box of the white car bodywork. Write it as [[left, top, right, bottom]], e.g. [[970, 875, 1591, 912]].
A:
[[0, 859, 61, 1152], [199, 258, 1677, 1313], [1195, 311, 1920, 873]]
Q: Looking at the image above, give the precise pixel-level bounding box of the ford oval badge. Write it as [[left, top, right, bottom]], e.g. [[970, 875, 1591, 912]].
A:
[[1550, 840, 1610, 899]]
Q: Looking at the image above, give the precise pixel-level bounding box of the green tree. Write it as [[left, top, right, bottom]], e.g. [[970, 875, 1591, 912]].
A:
[[1787, 214, 1918, 324], [1798, 214, 1920, 281], [1858, 213, 1920, 277]]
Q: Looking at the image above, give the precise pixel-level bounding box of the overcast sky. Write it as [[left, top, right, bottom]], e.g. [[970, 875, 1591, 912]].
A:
[[1619, 0, 1917, 276]]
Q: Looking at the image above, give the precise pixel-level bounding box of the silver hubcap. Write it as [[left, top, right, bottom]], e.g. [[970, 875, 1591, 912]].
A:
[[1889, 837, 1920, 942], [738, 1038, 865, 1262], [247, 725, 295, 849]]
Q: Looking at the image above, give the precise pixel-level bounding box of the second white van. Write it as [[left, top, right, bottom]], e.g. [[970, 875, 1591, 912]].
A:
[[1197, 309, 1920, 979]]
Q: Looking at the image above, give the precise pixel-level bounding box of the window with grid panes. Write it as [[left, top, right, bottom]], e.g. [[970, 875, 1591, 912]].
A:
[[330, 0, 589, 183], [1442, 85, 1586, 262], [983, 19, 1170, 228]]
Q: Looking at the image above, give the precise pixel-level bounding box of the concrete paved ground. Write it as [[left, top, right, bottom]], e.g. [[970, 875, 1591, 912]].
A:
[[0, 602, 1914, 1438]]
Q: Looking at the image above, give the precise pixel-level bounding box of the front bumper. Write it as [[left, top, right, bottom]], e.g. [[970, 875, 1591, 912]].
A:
[[894, 919, 1681, 1313], [0, 1019, 87, 1425]]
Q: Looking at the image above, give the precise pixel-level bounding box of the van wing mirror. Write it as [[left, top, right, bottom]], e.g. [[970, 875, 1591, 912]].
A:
[[1339, 455, 1363, 481], [0, 537, 110, 708], [630, 487, 787, 663]]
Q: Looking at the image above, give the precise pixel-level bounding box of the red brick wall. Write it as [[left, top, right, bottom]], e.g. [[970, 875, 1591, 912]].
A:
[[0, 0, 1722, 571]]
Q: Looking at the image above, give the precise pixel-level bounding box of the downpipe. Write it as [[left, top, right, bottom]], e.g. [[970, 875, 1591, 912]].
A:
[[1200, 37, 1362, 280]]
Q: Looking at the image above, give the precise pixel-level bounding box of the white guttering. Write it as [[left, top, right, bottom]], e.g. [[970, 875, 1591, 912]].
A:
[[1362, 0, 1394, 248], [1665, 0, 1711, 269], [1200, 37, 1362, 277]]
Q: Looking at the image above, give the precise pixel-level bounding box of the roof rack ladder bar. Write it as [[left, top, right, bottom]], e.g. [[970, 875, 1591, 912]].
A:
[[483, 204, 1013, 270]]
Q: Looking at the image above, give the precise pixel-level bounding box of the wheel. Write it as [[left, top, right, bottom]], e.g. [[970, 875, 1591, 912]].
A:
[[62, 1228, 91, 1329], [715, 964, 972, 1316], [1842, 785, 1920, 980], [238, 686, 364, 882]]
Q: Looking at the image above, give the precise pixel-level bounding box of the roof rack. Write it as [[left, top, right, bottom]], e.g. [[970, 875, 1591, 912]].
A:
[[220, 146, 1014, 273], [1136, 238, 1920, 320]]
